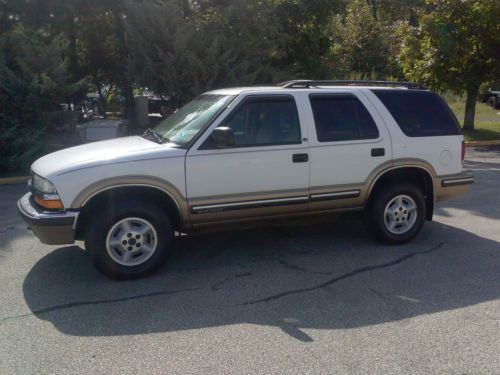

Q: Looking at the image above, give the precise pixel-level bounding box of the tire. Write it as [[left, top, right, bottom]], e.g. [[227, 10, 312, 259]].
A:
[[84, 199, 174, 280], [365, 184, 426, 245]]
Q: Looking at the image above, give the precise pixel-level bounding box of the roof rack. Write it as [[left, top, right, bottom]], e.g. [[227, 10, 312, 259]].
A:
[[278, 80, 426, 90]]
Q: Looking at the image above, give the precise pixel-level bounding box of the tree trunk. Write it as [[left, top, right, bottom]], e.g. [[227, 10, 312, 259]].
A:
[[182, 0, 191, 18], [67, 19, 81, 105], [93, 74, 107, 117], [463, 85, 479, 131], [97, 96, 107, 118], [123, 81, 136, 134], [112, 9, 136, 134]]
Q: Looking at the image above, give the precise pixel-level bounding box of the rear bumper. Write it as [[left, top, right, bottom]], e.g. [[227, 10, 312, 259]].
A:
[[17, 193, 79, 245], [435, 171, 474, 202]]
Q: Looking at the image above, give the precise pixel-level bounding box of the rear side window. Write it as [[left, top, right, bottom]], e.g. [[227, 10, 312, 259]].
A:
[[373, 90, 461, 137], [309, 95, 379, 142]]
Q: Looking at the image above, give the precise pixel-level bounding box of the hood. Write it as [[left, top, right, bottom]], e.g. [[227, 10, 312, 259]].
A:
[[31, 136, 184, 178]]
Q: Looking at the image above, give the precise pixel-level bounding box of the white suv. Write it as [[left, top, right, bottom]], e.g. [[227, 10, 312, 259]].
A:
[[18, 80, 474, 279]]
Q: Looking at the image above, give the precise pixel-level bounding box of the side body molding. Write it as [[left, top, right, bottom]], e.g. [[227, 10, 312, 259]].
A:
[[71, 175, 190, 229]]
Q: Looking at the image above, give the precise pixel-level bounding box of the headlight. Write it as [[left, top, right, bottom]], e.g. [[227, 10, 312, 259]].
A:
[[31, 174, 63, 209], [32, 174, 57, 194]]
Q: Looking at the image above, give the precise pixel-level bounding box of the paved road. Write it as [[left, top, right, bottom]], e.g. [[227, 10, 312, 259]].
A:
[[1, 147, 499, 374]]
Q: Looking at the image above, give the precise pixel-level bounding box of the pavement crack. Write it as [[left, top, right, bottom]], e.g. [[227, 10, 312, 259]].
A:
[[212, 272, 252, 291], [240, 242, 444, 306], [365, 284, 389, 301], [279, 259, 332, 275], [0, 313, 32, 324], [0, 287, 200, 325]]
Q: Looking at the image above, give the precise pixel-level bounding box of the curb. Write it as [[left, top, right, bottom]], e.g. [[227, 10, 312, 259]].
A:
[[0, 176, 30, 186], [465, 140, 500, 147]]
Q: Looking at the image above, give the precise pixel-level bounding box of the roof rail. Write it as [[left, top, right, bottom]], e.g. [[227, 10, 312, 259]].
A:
[[278, 80, 426, 90]]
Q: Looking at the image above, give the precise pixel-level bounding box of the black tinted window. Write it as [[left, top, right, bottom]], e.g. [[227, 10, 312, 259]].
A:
[[310, 95, 379, 142], [373, 90, 460, 137], [220, 96, 301, 147]]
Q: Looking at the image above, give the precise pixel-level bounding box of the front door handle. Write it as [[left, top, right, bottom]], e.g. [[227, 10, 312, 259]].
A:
[[293, 153, 308, 163], [371, 148, 385, 157]]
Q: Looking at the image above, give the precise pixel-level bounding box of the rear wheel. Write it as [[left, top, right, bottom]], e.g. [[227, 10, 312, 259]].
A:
[[366, 184, 426, 245], [84, 199, 174, 280]]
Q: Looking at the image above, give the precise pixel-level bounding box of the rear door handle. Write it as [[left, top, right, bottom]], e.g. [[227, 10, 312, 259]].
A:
[[371, 148, 385, 157], [292, 153, 308, 163]]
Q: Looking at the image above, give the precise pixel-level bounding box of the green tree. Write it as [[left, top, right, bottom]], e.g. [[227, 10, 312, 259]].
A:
[[377, 0, 425, 25], [0, 26, 82, 172], [398, 0, 500, 130], [3, 0, 138, 128], [364, 0, 425, 22], [193, 0, 281, 88], [327, 0, 400, 79], [126, 0, 281, 104], [77, 8, 121, 115], [271, 0, 346, 78]]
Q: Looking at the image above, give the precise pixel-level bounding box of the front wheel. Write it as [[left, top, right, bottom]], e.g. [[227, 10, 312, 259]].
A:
[[84, 199, 174, 280], [365, 184, 426, 245]]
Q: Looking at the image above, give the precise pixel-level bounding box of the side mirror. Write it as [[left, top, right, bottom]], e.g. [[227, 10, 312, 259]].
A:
[[211, 127, 235, 148]]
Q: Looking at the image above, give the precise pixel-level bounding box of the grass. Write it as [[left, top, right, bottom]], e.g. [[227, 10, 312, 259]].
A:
[[445, 95, 500, 142]]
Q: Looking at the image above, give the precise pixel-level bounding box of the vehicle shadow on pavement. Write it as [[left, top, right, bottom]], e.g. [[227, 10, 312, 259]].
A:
[[22, 216, 500, 342]]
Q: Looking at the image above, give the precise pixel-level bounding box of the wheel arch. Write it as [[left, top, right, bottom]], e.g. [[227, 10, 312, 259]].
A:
[[367, 165, 435, 221], [74, 182, 187, 240]]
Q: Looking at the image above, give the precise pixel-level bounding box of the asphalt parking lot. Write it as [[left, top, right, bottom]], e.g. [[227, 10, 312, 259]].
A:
[[1, 147, 499, 374]]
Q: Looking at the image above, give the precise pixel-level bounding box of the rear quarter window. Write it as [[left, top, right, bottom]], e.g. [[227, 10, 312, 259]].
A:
[[372, 90, 461, 137]]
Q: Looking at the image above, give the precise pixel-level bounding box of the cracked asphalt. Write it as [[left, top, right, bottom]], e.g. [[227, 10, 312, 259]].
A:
[[1, 146, 499, 374]]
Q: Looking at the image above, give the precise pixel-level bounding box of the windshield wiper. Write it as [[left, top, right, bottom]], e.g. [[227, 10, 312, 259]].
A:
[[143, 128, 167, 144]]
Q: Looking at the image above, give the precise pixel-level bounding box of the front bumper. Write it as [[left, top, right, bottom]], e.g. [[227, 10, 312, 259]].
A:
[[17, 193, 79, 245]]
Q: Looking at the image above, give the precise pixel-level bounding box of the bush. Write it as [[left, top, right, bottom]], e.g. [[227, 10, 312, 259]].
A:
[[0, 124, 45, 173], [0, 27, 83, 174]]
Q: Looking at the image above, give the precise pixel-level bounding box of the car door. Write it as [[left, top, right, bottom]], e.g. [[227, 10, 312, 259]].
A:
[[185, 94, 310, 225], [303, 90, 392, 212], [186, 95, 309, 225]]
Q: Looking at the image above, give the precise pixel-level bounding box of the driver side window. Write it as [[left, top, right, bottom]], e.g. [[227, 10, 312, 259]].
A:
[[205, 96, 301, 148]]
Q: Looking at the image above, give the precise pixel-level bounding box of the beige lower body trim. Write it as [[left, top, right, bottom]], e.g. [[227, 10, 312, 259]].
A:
[[188, 184, 369, 225], [309, 184, 365, 212], [32, 224, 76, 245], [191, 206, 364, 229], [188, 188, 310, 224], [435, 171, 474, 202]]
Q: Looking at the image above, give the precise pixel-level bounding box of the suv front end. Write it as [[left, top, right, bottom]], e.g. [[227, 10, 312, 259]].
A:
[[17, 173, 79, 245]]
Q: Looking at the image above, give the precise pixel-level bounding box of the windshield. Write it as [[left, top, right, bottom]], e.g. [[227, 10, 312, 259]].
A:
[[154, 94, 233, 145]]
